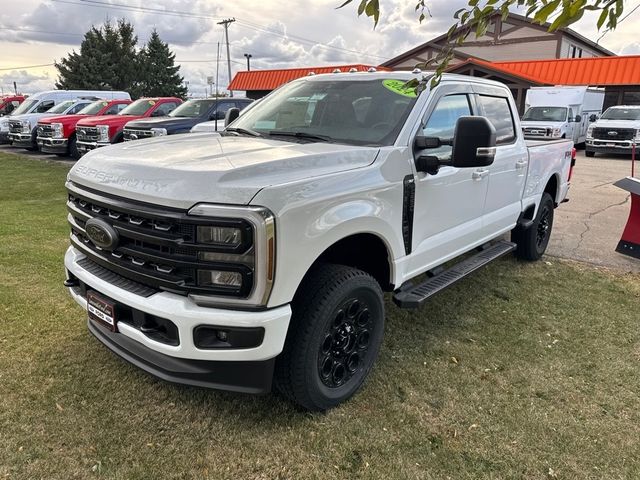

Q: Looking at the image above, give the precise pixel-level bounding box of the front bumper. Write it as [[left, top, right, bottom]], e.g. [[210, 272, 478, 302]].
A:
[[8, 132, 34, 148], [38, 136, 68, 154], [65, 246, 291, 393], [586, 139, 638, 155], [77, 140, 110, 155]]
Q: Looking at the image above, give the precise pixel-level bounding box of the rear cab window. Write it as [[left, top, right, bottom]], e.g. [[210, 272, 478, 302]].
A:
[[476, 94, 516, 144]]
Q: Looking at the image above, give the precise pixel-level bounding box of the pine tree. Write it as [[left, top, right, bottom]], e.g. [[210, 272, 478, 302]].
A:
[[139, 30, 187, 98], [55, 20, 142, 97]]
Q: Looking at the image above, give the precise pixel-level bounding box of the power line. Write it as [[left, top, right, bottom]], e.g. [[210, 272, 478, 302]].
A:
[[597, 2, 640, 42], [0, 63, 54, 71]]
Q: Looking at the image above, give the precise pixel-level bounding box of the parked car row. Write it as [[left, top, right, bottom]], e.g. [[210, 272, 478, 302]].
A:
[[1, 89, 253, 159]]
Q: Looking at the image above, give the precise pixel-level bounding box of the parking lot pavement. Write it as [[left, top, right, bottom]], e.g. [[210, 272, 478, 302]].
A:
[[548, 150, 639, 272], [1, 142, 637, 272]]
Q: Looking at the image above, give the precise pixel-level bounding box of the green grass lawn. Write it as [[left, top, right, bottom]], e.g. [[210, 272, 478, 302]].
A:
[[1, 152, 639, 480]]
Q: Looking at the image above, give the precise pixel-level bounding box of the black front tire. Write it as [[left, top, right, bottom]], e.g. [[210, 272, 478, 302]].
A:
[[69, 135, 80, 159], [585, 150, 595, 157], [274, 264, 385, 411], [512, 192, 555, 261]]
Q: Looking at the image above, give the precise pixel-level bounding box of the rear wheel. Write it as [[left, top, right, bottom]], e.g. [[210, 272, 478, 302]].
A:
[[512, 192, 555, 261], [274, 264, 384, 411]]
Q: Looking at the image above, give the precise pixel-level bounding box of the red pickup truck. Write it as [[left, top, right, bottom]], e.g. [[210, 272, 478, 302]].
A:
[[37, 99, 132, 159], [75, 97, 182, 156], [0, 95, 25, 116]]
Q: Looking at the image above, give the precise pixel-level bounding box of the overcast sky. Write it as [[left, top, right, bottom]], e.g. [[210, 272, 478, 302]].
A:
[[1, 0, 639, 96]]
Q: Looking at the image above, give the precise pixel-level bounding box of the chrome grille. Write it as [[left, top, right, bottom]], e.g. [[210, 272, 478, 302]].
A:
[[592, 127, 636, 141], [37, 124, 54, 138], [77, 126, 99, 142], [123, 128, 154, 141], [8, 120, 23, 134], [523, 127, 551, 137], [67, 184, 254, 297]]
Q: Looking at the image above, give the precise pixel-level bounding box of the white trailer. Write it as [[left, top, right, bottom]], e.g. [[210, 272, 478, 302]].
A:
[[521, 86, 604, 145]]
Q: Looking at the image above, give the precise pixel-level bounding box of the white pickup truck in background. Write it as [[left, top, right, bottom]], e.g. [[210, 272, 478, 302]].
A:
[[63, 72, 573, 411], [586, 105, 640, 157]]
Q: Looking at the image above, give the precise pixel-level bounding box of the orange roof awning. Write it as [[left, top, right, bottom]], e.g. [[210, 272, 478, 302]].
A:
[[228, 64, 388, 91], [454, 56, 640, 86]]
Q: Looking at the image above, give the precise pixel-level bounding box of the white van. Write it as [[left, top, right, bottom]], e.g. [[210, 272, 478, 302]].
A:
[[3, 90, 130, 150], [521, 86, 604, 145]]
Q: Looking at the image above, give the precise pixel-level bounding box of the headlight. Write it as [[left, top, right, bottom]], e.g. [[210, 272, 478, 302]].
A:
[[97, 125, 110, 142], [0, 119, 8, 131], [21, 120, 31, 133], [587, 125, 594, 138], [187, 205, 276, 307], [51, 123, 63, 138], [197, 225, 243, 248], [151, 127, 167, 137], [551, 128, 562, 137]]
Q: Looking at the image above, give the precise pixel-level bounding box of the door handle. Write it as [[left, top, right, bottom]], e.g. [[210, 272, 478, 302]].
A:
[[516, 160, 528, 169], [472, 169, 489, 180]]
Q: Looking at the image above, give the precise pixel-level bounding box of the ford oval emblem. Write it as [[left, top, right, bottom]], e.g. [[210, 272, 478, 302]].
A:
[[608, 131, 618, 136], [85, 218, 119, 251]]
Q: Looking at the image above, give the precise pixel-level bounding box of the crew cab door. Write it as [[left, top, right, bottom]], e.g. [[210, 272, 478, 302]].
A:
[[473, 87, 526, 234], [407, 85, 489, 274]]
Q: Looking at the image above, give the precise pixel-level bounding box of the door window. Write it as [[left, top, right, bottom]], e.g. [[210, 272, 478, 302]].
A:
[[422, 94, 472, 160], [68, 102, 90, 114], [213, 101, 237, 120], [104, 103, 127, 115], [35, 100, 55, 113], [568, 108, 574, 122], [477, 95, 515, 144], [153, 102, 178, 116]]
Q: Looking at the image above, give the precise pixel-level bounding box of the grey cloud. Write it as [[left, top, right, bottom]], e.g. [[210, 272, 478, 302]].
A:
[[0, 69, 53, 94]]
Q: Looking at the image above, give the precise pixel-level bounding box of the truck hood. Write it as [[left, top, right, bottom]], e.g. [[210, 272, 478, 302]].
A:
[[7, 113, 55, 124], [591, 119, 640, 129], [521, 121, 566, 128], [68, 133, 380, 208], [38, 114, 86, 126], [124, 116, 200, 132], [77, 114, 143, 127]]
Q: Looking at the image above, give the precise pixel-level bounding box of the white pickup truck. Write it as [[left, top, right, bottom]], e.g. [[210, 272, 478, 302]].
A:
[[64, 72, 573, 411]]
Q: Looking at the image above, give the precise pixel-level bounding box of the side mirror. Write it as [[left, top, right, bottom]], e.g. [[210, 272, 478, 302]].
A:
[[225, 107, 240, 126], [451, 116, 496, 168], [574, 114, 582, 123], [589, 114, 597, 122]]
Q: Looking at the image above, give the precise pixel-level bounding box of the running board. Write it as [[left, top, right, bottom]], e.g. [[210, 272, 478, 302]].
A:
[[393, 240, 516, 309]]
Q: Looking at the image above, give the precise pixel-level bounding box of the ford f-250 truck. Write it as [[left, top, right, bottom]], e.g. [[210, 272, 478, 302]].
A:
[[64, 72, 573, 411], [37, 99, 132, 159], [75, 97, 182, 156]]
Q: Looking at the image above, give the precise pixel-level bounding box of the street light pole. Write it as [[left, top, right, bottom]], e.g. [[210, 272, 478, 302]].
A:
[[217, 18, 236, 98], [244, 53, 252, 71]]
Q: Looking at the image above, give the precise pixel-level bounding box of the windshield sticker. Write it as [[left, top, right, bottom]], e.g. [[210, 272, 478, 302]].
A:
[[382, 79, 417, 98], [148, 100, 156, 106]]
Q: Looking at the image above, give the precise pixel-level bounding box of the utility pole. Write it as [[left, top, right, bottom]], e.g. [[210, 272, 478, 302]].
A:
[[244, 53, 252, 71], [215, 42, 220, 97], [217, 18, 235, 97]]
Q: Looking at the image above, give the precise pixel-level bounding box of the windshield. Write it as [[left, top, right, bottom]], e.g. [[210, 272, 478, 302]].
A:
[[78, 100, 109, 115], [230, 78, 418, 146], [11, 99, 38, 116], [169, 99, 215, 118], [600, 107, 640, 121], [47, 100, 77, 114], [522, 107, 567, 122], [119, 99, 156, 116]]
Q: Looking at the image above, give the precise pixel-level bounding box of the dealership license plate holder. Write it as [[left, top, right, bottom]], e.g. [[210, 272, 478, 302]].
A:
[[87, 291, 117, 332]]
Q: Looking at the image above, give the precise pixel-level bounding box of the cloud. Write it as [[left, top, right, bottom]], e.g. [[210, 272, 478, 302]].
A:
[[0, 69, 53, 94]]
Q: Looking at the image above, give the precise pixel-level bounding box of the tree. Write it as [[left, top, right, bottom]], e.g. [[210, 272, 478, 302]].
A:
[[139, 30, 187, 98], [341, 0, 629, 80], [55, 21, 186, 99]]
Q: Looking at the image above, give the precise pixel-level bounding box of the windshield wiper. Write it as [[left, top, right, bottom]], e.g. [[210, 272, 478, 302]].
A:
[[225, 127, 262, 137], [268, 131, 332, 142]]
